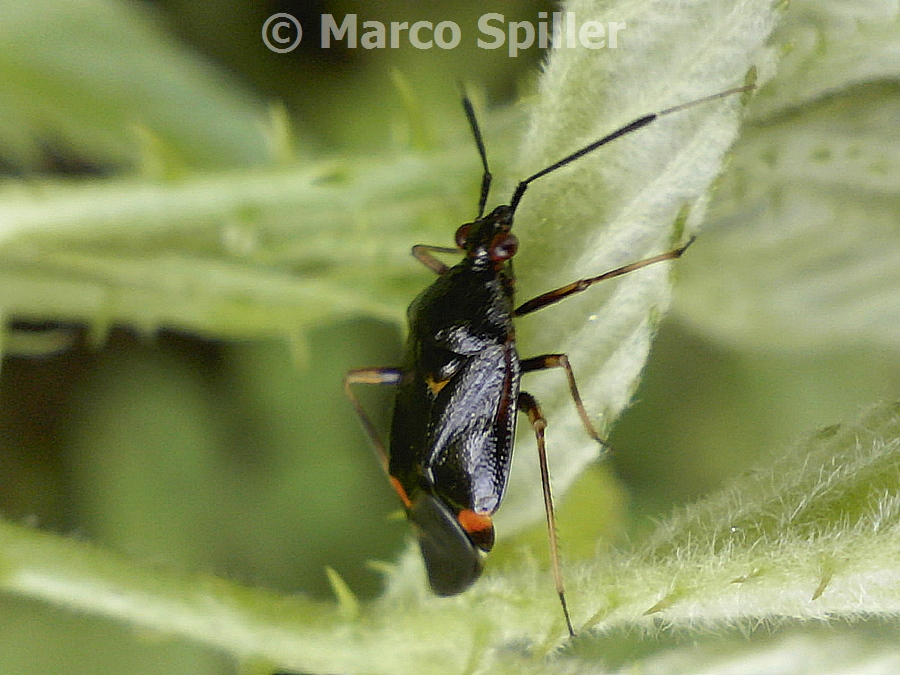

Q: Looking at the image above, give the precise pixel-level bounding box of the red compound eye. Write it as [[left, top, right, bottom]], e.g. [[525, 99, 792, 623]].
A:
[[455, 223, 471, 249], [490, 233, 518, 261]]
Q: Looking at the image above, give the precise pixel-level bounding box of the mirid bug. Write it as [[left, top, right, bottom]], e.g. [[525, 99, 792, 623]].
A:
[[345, 84, 751, 636]]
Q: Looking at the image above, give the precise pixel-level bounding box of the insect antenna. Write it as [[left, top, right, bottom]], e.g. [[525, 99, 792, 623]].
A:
[[461, 95, 492, 219], [508, 84, 754, 214]]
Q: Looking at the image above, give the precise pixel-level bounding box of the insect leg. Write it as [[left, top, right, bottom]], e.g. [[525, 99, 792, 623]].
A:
[[412, 245, 460, 275], [521, 354, 610, 453], [514, 237, 695, 317], [518, 390, 576, 638], [344, 367, 402, 472]]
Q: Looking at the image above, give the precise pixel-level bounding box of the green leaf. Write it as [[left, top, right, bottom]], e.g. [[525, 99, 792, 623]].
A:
[[674, 0, 900, 351], [1, 0, 778, 539], [2, 403, 896, 674], [0, 146, 497, 349], [496, 0, 778, 533], [0, 0, 272, 171], [4, 0, 899, 670]]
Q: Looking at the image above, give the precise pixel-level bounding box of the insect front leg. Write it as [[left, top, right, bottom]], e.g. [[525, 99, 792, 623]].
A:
[[513, 237, 695, 317], [521, 354, 610, 453], [344, 367, 402, 473], [517, 390, 576, 638], [411, 245, 459, 275]]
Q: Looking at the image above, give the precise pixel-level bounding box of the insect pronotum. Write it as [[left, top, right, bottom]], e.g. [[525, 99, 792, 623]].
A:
[[345, 83, 752, 636]]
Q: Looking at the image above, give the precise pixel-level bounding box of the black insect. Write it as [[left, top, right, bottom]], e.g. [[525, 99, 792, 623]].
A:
[[345, 85, 750, 636]]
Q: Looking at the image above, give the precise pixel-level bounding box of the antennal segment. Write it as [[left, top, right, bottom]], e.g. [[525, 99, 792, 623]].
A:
[[508, 84, 754, 213], [461, 95, 493, 219]]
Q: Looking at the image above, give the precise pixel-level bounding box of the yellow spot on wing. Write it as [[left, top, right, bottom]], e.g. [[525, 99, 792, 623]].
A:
[[425, 374, 450, 396]]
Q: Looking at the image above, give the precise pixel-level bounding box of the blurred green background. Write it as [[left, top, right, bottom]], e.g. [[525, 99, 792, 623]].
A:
[[0, 1, 897, 673]]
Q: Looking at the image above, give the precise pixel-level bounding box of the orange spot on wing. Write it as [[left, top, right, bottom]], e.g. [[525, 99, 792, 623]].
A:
[[457, 509, 495, 552], [457, 509, 493, 533]]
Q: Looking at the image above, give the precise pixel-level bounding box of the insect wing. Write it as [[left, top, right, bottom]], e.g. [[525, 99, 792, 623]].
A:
[[425, 344, 519, 517], [408, 492, 483, 595]]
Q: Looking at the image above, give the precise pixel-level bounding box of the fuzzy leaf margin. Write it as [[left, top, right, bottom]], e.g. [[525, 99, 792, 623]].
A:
[[1, 400, 895, 674]]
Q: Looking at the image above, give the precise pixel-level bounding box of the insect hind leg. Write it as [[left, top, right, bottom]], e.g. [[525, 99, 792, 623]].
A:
[[517, 390, 576, 638], [344, 367, 402, 472], [521, 354, 613, 455]]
